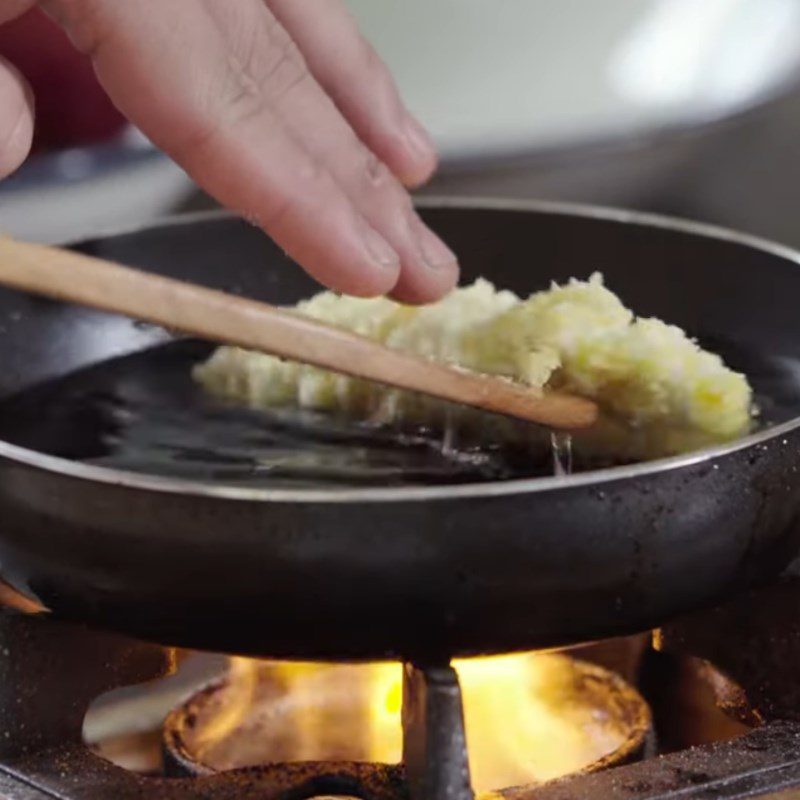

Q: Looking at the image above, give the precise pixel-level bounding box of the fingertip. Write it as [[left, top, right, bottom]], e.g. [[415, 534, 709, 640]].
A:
[[359, 219, 402, 274], [0, 57, 34, 179], [380, 115, 438, 188], [290, 254, 399, 298], [399, 156, 438, 190], [384, 210, 459, 303], [326, 265, 399, 298], [400, 115, 438, 186], [289, 218, 401, 299], [389, 255, 459, 305]]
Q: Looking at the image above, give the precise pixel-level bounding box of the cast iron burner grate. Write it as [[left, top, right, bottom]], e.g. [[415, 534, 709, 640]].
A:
[[3, 577, 800, 799]]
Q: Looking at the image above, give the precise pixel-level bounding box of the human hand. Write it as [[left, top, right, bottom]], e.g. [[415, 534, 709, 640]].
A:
[[0, 1, 458, 303]]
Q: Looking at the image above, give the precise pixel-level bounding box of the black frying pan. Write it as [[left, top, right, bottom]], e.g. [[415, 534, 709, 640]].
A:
[[1, 199, 800, 662]]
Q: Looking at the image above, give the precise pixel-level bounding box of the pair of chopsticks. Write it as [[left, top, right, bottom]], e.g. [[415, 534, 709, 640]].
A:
[[0, 238, 597, 430]]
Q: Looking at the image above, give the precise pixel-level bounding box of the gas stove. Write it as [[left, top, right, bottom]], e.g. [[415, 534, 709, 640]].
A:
[[1, 573, 800, 800]]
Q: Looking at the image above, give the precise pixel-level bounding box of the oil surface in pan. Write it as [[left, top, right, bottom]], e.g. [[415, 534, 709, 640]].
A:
[[0, 336, 791, 488], [0, 340, 561, 487]]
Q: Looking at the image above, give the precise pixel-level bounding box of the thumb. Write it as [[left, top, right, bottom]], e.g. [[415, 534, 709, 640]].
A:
[[0, 1, 37, 178], [0, 54, 34, 179]]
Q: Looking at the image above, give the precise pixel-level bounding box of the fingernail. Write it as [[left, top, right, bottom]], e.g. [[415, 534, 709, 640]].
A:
[[361, 221, 400, 270], [404, 116, 436, 163], [413, 215, 457, 270]]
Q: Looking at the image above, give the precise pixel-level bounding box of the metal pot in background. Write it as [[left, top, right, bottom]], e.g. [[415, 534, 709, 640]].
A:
[[422, 84, 800, 251], [347, 0, 800, 248]]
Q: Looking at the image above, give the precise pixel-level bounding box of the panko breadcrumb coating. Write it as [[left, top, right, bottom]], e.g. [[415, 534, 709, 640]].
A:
[[194, 274, 753, 461]]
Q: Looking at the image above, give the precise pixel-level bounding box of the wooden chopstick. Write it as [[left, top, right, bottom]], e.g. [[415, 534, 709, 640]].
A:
[[0, 237, 598, 430]]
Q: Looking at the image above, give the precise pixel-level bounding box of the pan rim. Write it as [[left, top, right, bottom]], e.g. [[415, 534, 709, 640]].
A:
[[2, 197, 799, 504]]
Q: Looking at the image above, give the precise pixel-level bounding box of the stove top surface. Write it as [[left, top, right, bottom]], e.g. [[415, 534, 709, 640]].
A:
[[2, 574, 800, 800]]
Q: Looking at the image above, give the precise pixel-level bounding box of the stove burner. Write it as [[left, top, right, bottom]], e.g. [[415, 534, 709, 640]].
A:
[[3, 578, 800, 798], [161, 654, 650, 790]]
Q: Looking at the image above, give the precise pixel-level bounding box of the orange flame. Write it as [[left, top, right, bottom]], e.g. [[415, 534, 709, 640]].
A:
[[184, 653, 647, 792]]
